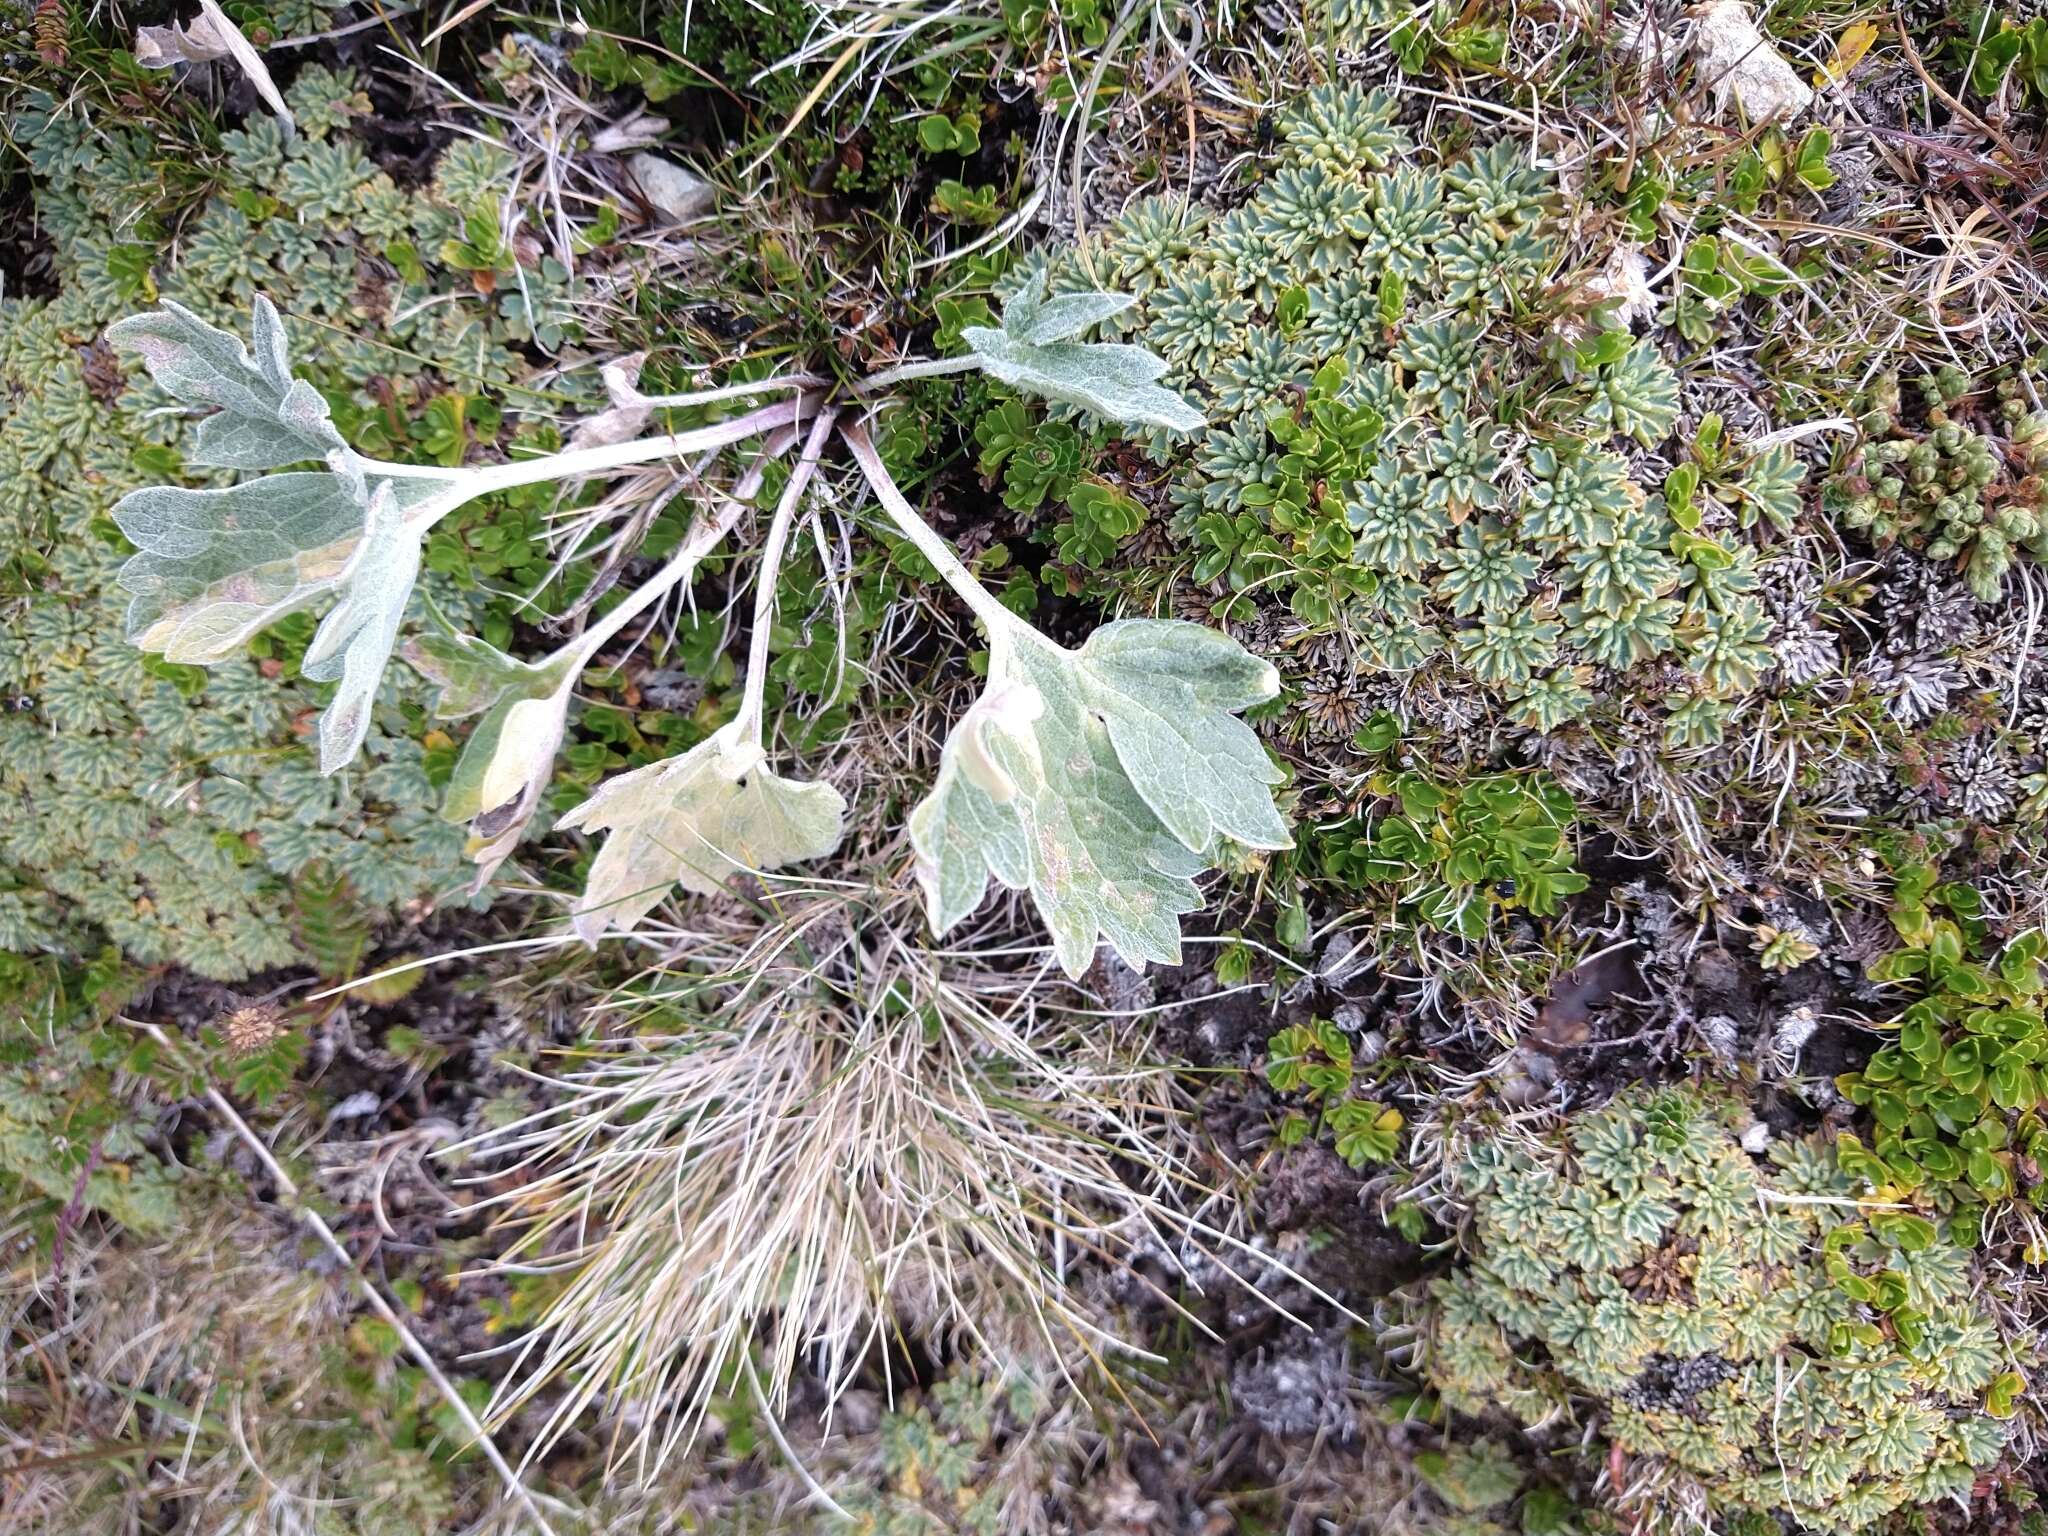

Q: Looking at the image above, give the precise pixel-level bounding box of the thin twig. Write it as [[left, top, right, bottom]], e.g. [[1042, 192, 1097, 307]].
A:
[[743, 1350, 853, 1523]]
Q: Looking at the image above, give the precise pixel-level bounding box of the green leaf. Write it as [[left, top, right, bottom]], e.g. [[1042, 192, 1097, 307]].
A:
[[962, 274, 1203, 432], [1073, 621, 1291, 854], [1986, 1369, 2027, 1419], [1870, 1211, 1937, 1252], [1943, 1036, 1986, 1093], [1328, 1099, 1403, 1167], [106, 297, 350, 472], [1967, 1146, 2010, 1197], [1573, 327, 1630, 370], [1002, 278, 1134, 345], [1990, 1060, 2040, 1111], [1899, 1014, 1942, 1063], [1215, 938, 1253, 986], [908, 618, 1287, 977], [1355, 710, 1401, 753], [1520, 1488, 1579, 1535], [292, 861, 369, 981], [1972, 28, 2024, 96], [231, 1031, 307, 1106], [300, 482, 425, 772], [1868, 947, 1928, 982], [403, 601, 562, 721], [1413, 1441, 1523, 1513], [1792, 127, 1835, 190], [1265, 1023, 1320, 1094], [558, 723, 847, 943], [2001, 935, 2044, 994]]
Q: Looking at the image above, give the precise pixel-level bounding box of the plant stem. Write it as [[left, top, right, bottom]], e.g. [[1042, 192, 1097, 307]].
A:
[[840, 418, 1019, 637], [733, 407, 839, 744], [854, 354, 981, 393], [370, 396, 817, 497], [568, 422, 805, 673], [628, 372, 830, 410]]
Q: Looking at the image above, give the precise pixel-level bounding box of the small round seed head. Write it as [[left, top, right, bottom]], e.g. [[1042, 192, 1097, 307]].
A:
[[221, 1003, 288, 1054]]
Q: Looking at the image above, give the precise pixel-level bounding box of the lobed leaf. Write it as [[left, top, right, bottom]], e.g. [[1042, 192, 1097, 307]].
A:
[[909, 619, 1288, 977], [113, 471, 369, 662], [108, 298, 475, 771], [1076, 620, 1291, 855], [404, 606, 560, 722], [1002, 277, 1136, 345], [963, 274, 1203, 433], [107, 297, 348, 473], [558, 725, 847, 943], [404, 608, 580, 882]]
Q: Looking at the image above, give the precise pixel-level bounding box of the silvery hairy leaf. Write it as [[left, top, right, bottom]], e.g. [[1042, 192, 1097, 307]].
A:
[[557, 724, 848, 943], [908, 618, 1289, 977], [301, 482, 423, 772], [108, 297, 342, 473], [109, 301, 470, 772], [962, 274, 1204, 433], [404, 608, 582, 883], [1000, 278, 1136, 345], [111, 469, 456, 659]]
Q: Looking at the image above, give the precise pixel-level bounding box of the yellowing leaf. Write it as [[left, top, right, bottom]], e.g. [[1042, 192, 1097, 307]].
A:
[[353, 963, 425, 1005], [405, 610, 580, 883], [115, 473, 368, 661], [1815, 20, 1878, 87], [558, 725, 846, 942]]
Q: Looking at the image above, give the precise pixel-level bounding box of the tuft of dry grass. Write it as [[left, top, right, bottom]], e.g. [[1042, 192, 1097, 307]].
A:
[[457, 878, 1325, 1480]]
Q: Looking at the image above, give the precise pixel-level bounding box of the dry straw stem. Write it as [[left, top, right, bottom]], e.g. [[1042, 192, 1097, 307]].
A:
[[457, 883, 1340, 1479], [125, 1019, 566, 1536]]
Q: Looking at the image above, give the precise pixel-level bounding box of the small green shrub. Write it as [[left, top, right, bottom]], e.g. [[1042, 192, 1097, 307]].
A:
[[1313, 769, 1586, 939], [1265, 1016, 1404, 1168], [1835, 846, 2048, 1229]]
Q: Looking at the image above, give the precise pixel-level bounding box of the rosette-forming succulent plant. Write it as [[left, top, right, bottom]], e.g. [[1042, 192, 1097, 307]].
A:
[[1021, 81, 1782, 742], [1428, 1085, 2022, 1533], [1824, 365, 2048, 601]]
